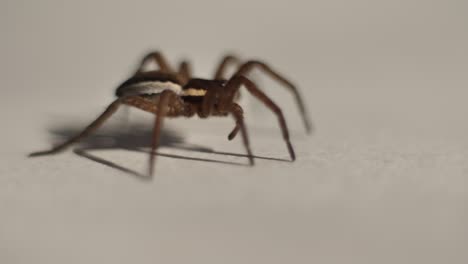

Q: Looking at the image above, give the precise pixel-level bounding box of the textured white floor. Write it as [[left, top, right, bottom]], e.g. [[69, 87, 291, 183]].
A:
[[2, 1, 468, 263]]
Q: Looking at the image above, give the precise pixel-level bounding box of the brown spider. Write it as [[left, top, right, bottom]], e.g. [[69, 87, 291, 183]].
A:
[[29, 51, 312, 175]]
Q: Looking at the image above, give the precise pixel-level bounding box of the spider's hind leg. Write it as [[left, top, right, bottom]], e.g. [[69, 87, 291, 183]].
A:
[[29, 98, 126, 157]]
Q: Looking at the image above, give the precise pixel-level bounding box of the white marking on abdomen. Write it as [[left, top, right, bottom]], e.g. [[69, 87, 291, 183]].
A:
[[120, 81, 183, 96]]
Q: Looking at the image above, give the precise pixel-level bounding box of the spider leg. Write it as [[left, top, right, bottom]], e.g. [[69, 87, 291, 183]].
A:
[[195, 82, 252, 164], [193, 80, 241, 141], [200, 85, 221, 118], [223, 75, 296, 161], [178, 60, 193, 84], [213, 54, 241, 80], [227, 124, 240, 141], [230, 103, 254, 165], [234, 60, 313, 133], [134, 51, 175, 74], [121, 92, 184, 175], [29, 98, 125, 157], [149, 90, 177, 176]]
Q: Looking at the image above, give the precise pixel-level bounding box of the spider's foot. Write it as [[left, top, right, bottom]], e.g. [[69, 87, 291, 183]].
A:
[[28, 148, 61, 157], [287, 142, 296, 162], [246, 153, 254, 166]]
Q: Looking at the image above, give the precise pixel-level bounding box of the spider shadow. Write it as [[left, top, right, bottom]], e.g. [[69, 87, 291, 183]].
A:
[[49, 121, 289, 179]]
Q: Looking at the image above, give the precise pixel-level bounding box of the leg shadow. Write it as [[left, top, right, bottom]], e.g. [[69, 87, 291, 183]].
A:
[[46, 122, 252, 179], [172, 143, 291, 162]]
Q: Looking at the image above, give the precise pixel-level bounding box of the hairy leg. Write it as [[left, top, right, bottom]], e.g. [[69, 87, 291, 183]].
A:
[[213, 54, 241, 80], [148, 90, 176, 176], [227, 124, 241, 140], [223, 75, 296, 161], [134, 51, 175, 74], [29, 98, 125, 157], [200, 83, 224, 118], [230, 103, 254, 165], [234, 60, 313, 133], [178, 60, 192, 84]]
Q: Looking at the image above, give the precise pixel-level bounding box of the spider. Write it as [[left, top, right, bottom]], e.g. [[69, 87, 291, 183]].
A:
[[29, 51, 312, 175]]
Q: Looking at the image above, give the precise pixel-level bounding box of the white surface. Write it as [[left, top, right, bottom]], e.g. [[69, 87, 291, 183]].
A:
[[1, 1, 468, 263]]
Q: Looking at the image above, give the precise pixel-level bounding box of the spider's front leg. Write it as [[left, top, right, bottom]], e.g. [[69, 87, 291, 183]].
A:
[[229, 103, 254, 165], [221, 75, 296, 161], [234, 60, 313, 134], [195, 83, 254, 165], [213, 54, 241, 80]]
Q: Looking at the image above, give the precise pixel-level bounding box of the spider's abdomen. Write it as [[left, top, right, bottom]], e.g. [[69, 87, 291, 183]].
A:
[[117, 81, 183, 97], [115, 71, 183, 97]]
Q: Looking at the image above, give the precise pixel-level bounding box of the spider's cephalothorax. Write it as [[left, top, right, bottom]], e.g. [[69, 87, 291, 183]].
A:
[[29, 51, 313, 177]]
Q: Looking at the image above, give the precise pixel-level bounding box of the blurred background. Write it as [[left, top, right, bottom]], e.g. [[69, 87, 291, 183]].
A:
[[1, 1, 467, 263]]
